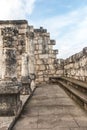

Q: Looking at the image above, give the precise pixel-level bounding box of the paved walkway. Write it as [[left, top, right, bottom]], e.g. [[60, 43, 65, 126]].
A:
[[13, 84, 87, 130], [0, 95, 29, 130]]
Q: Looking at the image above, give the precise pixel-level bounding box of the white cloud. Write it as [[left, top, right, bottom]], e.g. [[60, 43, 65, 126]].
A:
[[0, 0, 36, 20], [57, 9, 87, 58], [31, 6, 87, 59]]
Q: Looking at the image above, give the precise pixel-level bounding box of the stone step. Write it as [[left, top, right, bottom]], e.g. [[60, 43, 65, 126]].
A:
[[50, 76, 87, 94], [60, 77, 87, 89], [57, 80, 87, 110], [12, 84, 87, 130]]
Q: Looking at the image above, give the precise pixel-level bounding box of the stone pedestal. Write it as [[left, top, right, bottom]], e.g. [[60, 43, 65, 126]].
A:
[[29, 73, 36, 91], [21, 76, 31, 95], [0, 26, 22, 116], [21, 53, 32, 94], [0, 81, 22, 116]]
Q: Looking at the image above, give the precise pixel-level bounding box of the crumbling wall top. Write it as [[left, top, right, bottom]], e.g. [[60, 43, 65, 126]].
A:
[[0, 20, 28, 25], [64, 47, 87, 65], [34, 27, 47, 33]]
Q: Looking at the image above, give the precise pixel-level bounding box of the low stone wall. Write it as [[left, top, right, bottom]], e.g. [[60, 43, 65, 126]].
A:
[[55, 59, 64, 77], [64, 47, 87, 82]]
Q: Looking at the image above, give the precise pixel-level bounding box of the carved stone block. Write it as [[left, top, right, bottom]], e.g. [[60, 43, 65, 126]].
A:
[[0, 81, 22, 116], [1, 27, 18, 36], [21, 76, 31, 95]]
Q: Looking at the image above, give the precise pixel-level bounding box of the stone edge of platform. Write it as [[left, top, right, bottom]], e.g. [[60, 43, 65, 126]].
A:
[[8, 86, 37, 130]]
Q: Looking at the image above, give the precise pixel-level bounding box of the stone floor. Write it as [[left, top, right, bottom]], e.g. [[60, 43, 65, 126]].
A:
[[13, 84, 87, 130], [0, 95, 29, 130]]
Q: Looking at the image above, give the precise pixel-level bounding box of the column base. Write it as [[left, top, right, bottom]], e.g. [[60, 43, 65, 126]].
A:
[[0, 81, 22, 116], [30, 73, 36, 91], [21, 76, 32, 95]]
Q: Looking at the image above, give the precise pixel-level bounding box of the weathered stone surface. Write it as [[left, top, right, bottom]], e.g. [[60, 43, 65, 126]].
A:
[[33, 26, 58, 84], [0, 20, 27, 25], [13, 84, 87, 130], [50, 40, 56, 45], [83, 47, 87, 55], [39, 65, 46, 71], [64, 48, 87, 82], [0, 81, 22, 116], [0, 25, 23, 116]]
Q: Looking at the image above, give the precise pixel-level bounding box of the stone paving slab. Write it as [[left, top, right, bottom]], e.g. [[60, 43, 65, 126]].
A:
[[0, 117, 14, 130], [0, 95, 29, 130], [13, 84, 87, 130], [70, 128, 87, 130]]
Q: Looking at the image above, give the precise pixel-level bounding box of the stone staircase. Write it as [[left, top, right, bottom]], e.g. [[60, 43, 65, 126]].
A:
[[50, 76, 87, 110]]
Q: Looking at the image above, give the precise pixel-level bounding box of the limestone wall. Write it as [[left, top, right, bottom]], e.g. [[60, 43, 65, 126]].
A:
[[0, 20, 58, 85], [0, 20, 36, 83], [33, 27, 58, 84], [0, 20, 87, 85], [55, 59, 64, 77], [0, 20, 28, 81], [64, 47, 87, 82]]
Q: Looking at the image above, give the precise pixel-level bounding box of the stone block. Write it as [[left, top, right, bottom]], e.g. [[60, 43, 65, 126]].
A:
[[74, 62, 79, 69], [36, 59, 43, 65], [19, 28, 27, 34], [35, 44, 39, 50], [39, 44, 42, 50], [39, 54, 49, 59], [38, 71, 43, 76], [29, 26, 34, 32], [34, 40, 38, 44], [0, 81, 22, 116], [79, 57, 87, 67], [21, 76, 31, 95], [47, 59, 52, 64], [83, 47, 87, 55], [34, 51, 38, 55], [48, 50, 52, 54], [38, 39, 43, 44], [39, 65, 46, 71], [56, 70, 64, 75], [49, 65, 54, 70], [53, 49, 58, 54], [49, 70, 55, 75], [50, 40, 56, 45], [38, 50, 42, 54], [38, 77, 44, 83], [48, 45, 53, 50], [35, 55, 39, 60], [35, 65, 40, 71], [34, 27, 47, 33], [44, 77, 49, 82]]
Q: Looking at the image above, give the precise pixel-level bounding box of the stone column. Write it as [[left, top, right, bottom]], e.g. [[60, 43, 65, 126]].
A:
[[26, 27, 36, 91], [21, 53, 31, 94], [21, 53, 29, 77], [29, 31, 36, 90], [0, 27, 22, 116], [3, 48, 17, 80]]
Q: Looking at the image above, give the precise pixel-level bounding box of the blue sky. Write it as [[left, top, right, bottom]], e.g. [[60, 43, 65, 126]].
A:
[[0, 0, 87, 59]]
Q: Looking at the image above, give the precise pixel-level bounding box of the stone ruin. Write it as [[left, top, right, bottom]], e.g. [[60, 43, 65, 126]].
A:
[[0, 20, 86, 116], [64, 47, 87, 81], [0, 20, 58, 116]]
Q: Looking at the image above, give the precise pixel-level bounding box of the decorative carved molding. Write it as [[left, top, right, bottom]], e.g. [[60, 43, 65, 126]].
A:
[[1, 27, 18, 36]]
